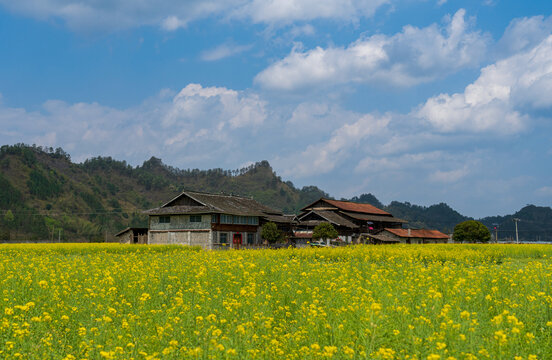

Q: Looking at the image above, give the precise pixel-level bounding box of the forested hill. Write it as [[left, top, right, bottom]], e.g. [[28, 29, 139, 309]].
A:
[[0, 144, 328, 241], [1, 144, 550, 242], [343, 194, 469, 234], [343, 193, 552, 242]]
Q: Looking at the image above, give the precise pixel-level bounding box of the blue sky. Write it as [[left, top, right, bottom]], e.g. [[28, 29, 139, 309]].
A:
[[1, 0, 552, 218]]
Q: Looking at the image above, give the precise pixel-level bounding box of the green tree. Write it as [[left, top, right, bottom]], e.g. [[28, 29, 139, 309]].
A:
[[261, 222, 284, 244], [453, 220, 491, 243], [3, 210, 15, 241], [312, 222, 338, 241]]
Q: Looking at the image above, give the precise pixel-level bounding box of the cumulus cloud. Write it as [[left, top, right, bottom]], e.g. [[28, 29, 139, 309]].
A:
[[0, 84, 266, 167], [496, 15, 552, 58], [277, 114, 390, 177], [255, 9, 489, 90], [0, 0, 392, 32], [417, 35, 552, 133]]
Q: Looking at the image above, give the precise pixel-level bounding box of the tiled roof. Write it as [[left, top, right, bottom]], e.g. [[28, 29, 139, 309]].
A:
[[114, 227, 148, 237], [340, 211, 407, 223], [262, 214, 296, 224], [299, 210, 358, 229], [384, 228, 449, 239], [318, 198, 390, 215], [368, 233, 401, 243], [143, 205, 212, 215], [146, 191, 283, 216]]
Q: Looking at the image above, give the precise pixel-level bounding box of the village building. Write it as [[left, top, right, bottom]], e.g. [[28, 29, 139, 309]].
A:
[[294, 198, 407, 244], [369, 228, 450, 244], [115, 227, 148, 244], [142, 191, 293, 249]]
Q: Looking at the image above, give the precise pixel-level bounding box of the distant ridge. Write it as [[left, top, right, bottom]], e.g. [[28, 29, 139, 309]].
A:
[[0, 143, 550, 242]]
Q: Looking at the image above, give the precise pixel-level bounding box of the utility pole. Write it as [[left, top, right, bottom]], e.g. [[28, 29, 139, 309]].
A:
[[493, 223, 499, 243], [513, 218, 520, 244]]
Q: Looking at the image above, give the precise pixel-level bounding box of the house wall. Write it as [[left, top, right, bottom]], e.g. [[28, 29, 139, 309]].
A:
[[150, 214, 211, 231], [148, 229, 212, 249], [381, 230, 448, 244], [117, 231, 132, 244]]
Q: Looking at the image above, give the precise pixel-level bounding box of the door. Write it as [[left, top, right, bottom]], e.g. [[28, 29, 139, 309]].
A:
[[233, 233, 242, 249]]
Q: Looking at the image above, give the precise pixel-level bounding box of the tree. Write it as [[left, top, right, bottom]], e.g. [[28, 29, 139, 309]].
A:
[[261, 222, 284, 244], [453, 220, 491, 243], [3, 210, 15, 241], [313, 222, 338, 241]]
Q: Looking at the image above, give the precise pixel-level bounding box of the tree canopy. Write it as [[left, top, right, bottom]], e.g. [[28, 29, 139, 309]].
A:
[[312, 222, 338, 241], [453, 220, 491, 243], [261, 222, 284, 244]]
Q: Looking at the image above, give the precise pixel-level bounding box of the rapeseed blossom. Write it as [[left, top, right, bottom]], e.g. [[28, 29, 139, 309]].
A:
[[0, 243, 551, 359]]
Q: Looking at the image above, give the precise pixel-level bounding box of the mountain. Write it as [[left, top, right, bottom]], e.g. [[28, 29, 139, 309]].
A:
[[341, 194, 469, 234], [1, 144, 550, 242], [344, 193, 552, 241], [480, 205, 552, 242], [0, 144, 328, 242]]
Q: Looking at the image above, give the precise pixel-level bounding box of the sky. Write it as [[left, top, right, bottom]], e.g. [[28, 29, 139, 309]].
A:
[[0, 0, 552, 218]]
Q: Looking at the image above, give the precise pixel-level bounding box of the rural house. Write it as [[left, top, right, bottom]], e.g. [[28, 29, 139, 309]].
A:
[[115, 227, 148, 244], [143, 191, 292, 249], [294, 198, 407, 243], [369, 228, 450, 244]]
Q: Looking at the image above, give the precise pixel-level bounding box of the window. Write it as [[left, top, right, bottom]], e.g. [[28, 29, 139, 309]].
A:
[[159, 216, 170, 224], [221, 214, 233, 224], [247, 233, 255, 244], [211, 214, 218, 223], [220, 232, 228, 244], [190, 215, 202, 222], [247, 217, 259, 225]]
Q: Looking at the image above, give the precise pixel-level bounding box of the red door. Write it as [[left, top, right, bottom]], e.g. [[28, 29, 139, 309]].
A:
[[233, 233, 242, 249]]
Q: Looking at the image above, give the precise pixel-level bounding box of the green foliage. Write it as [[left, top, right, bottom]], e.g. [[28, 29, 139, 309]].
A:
[[4, 210, 14, 224], [312, 222, 338, 241], [27, 169, 62, 199], [0, 174, 22, 208], [385, 201, 468, 233], [453, 220, 491, 243], [261, 222, 284, 244], [346, 193, 384, 209]]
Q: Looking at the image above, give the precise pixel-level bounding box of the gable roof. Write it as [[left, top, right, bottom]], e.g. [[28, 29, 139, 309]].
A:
[[298, 210, 358, 229], [145, 191, 283, 217], [340, 211, 407, 223], [384, 228, 449, 239], [301, 198, 390, 215]]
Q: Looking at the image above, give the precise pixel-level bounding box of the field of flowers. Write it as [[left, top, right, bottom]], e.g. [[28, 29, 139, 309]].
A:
[[1, 244, 552, 359]]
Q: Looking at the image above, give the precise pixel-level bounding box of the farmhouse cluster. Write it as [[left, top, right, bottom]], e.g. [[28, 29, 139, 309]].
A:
[[115, 190, 449, 248]]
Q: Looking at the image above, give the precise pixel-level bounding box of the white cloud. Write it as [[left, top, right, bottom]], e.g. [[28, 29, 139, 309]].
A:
[[496, 15, 552, 58], [255, 9, 489, 90], [417, 35, 552, 133], [234, 0, 389, 25], [200, 43, 253, 61], [0, 84, 266, 167], [431, 166, 469, 183], [0, 0, 393, 32], [166, 83, 266, 130], [277, 114, 390, 177]]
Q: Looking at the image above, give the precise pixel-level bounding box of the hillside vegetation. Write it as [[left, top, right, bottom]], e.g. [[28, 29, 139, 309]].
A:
[[0, 144, 550, 242], [0, 144, 327, 241]]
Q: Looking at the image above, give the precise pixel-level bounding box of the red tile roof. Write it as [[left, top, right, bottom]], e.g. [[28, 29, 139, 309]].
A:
[[384, 228, 449, 239], [322, 199, 390, 215]]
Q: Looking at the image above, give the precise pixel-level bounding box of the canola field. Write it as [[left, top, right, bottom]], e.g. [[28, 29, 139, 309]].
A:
[[1, 244, 552, 360]]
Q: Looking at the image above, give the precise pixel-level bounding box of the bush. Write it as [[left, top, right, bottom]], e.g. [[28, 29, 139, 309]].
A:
[[312, 222, 338, 241], [453, 220, 491, 243]]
